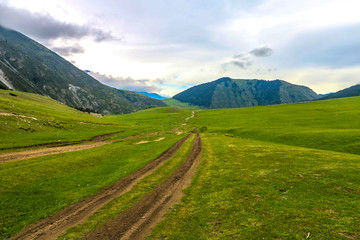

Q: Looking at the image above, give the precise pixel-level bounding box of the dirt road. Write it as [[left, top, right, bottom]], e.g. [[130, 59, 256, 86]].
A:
[[0, 132, 121, 163], [86, 134, 202, 240], [9, 134, 191, 240]]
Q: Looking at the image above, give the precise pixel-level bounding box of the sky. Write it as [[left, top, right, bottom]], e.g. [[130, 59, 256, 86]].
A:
[[0, 0, 360, 96]]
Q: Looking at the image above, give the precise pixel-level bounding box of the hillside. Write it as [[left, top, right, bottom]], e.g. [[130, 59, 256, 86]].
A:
[[0, 26, 166, 114], [135, 91, 167, 100], [173, 77, 319, 109], [161, 98, 201, 109], [319, 84, 360, 100], [2, 93, 360, 239]]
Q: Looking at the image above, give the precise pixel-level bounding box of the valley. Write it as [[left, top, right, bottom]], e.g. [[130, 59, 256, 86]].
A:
[[1, 1, 360, 239], [1, 89, 359, 239]]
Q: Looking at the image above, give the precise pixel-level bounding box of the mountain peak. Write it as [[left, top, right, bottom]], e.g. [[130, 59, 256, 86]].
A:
[[173, 78, 319, 109]]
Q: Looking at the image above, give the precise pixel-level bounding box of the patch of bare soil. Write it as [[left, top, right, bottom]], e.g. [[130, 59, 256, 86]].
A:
[[154, 137, 165, 141], [0, 112, 38, 120], [0, 132, 123, 163], [134, 140, 149, 145], [9, 135, 191, 240], [86, 134, 202, 240], [0, 141, 113, 163], [0, 131, 122, 151]]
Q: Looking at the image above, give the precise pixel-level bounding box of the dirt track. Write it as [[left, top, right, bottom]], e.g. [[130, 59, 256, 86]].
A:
[[0, 131, 122, 151], [86, 133, 202, 240], [9, 134, 191, 240], [0, 132, 121, 163]]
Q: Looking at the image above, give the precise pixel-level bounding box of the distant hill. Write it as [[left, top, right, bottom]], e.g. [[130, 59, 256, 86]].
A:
[[135, 91, 167, 100], [161, 98, 201, 109], [319, 84, 360, 100], [0, 26, 166, 114], [172, 77, 319, 109]]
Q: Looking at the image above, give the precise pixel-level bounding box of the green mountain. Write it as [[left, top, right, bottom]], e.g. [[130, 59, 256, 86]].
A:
[[319, 84, 360, 100], [0, 26, 166, 114], [172, 77, 319, 109]]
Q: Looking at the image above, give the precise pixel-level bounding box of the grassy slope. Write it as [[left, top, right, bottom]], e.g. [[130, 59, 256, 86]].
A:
[[162, 98, 201, 109], [192, 97, 360, 155], [2, 89, 360, 239], [0, 90, 122, 149], [149, 97, 360, 239], [0, 90, 192, 149], [0, 90, 193, 239]]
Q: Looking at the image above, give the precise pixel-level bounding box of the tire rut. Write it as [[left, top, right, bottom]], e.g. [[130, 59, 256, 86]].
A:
[[9, 134, 191, 240], [87, 133, 202, 240]]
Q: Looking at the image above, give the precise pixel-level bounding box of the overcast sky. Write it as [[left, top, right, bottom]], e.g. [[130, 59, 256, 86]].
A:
[[1, 0, 360, 96]]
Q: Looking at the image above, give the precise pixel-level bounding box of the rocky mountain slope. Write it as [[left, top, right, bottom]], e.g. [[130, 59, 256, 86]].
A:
[[0, 26, 166, 114]]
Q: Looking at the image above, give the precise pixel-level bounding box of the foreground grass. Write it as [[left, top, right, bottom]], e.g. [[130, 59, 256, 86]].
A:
[[59, 135, 195, 239], [0, 133, 185, 239], [149, 134, 360, 239], [192, 97, 360, 155]]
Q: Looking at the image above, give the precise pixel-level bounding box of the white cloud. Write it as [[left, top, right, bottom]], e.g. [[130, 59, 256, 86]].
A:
[[3, 0, 360, 95]]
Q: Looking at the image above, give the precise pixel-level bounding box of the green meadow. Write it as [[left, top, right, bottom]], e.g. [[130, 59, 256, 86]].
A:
[[1, 89, 360, 239]]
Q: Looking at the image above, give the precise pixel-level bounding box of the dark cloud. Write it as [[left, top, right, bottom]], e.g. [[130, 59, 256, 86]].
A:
[[250, 46, 273, 57], [231, 61, 246, 69], [0, 3, 117, 42], [88, 72, 162, 93], [233, 54, 244, 59], [52, 44, 85, 56], [222, 58, 252, 72]]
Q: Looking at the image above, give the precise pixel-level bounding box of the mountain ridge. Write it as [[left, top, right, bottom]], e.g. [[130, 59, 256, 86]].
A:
[[0, 25, 166, 114], [172, 77, 319, 109], [319, 84, 360, 100]]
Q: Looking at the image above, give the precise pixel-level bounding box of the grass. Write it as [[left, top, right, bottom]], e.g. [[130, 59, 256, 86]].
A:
[[148, 97, 360, 239], [0, 90, 192, 149], [2, 89, 360, 239], [0, 89, 123, 148], [162, 98, 201, 109], [58, 134, 195, 239], [191, 97, 360, 155], [148, 134, 360, 239], [0, 133, 186, 239]]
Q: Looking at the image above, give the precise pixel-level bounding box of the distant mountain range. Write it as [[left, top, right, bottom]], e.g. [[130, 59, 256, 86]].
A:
[[319, 84, 360, 100], [172, 77, 319, 109], [0, 26, 166, 114], [134, 91, 167, 100]]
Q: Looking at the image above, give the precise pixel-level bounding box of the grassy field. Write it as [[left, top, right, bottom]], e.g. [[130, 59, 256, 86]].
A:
[[58, 135, 195, 239], [1, 89, 360, 239], [0, 90, 193, 238], [149, 134, 360, 239], [0, 133, 186, 238], [192, 97, 360, 155], [146, 97, 360, 239], [0, 90, 192, 149]]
